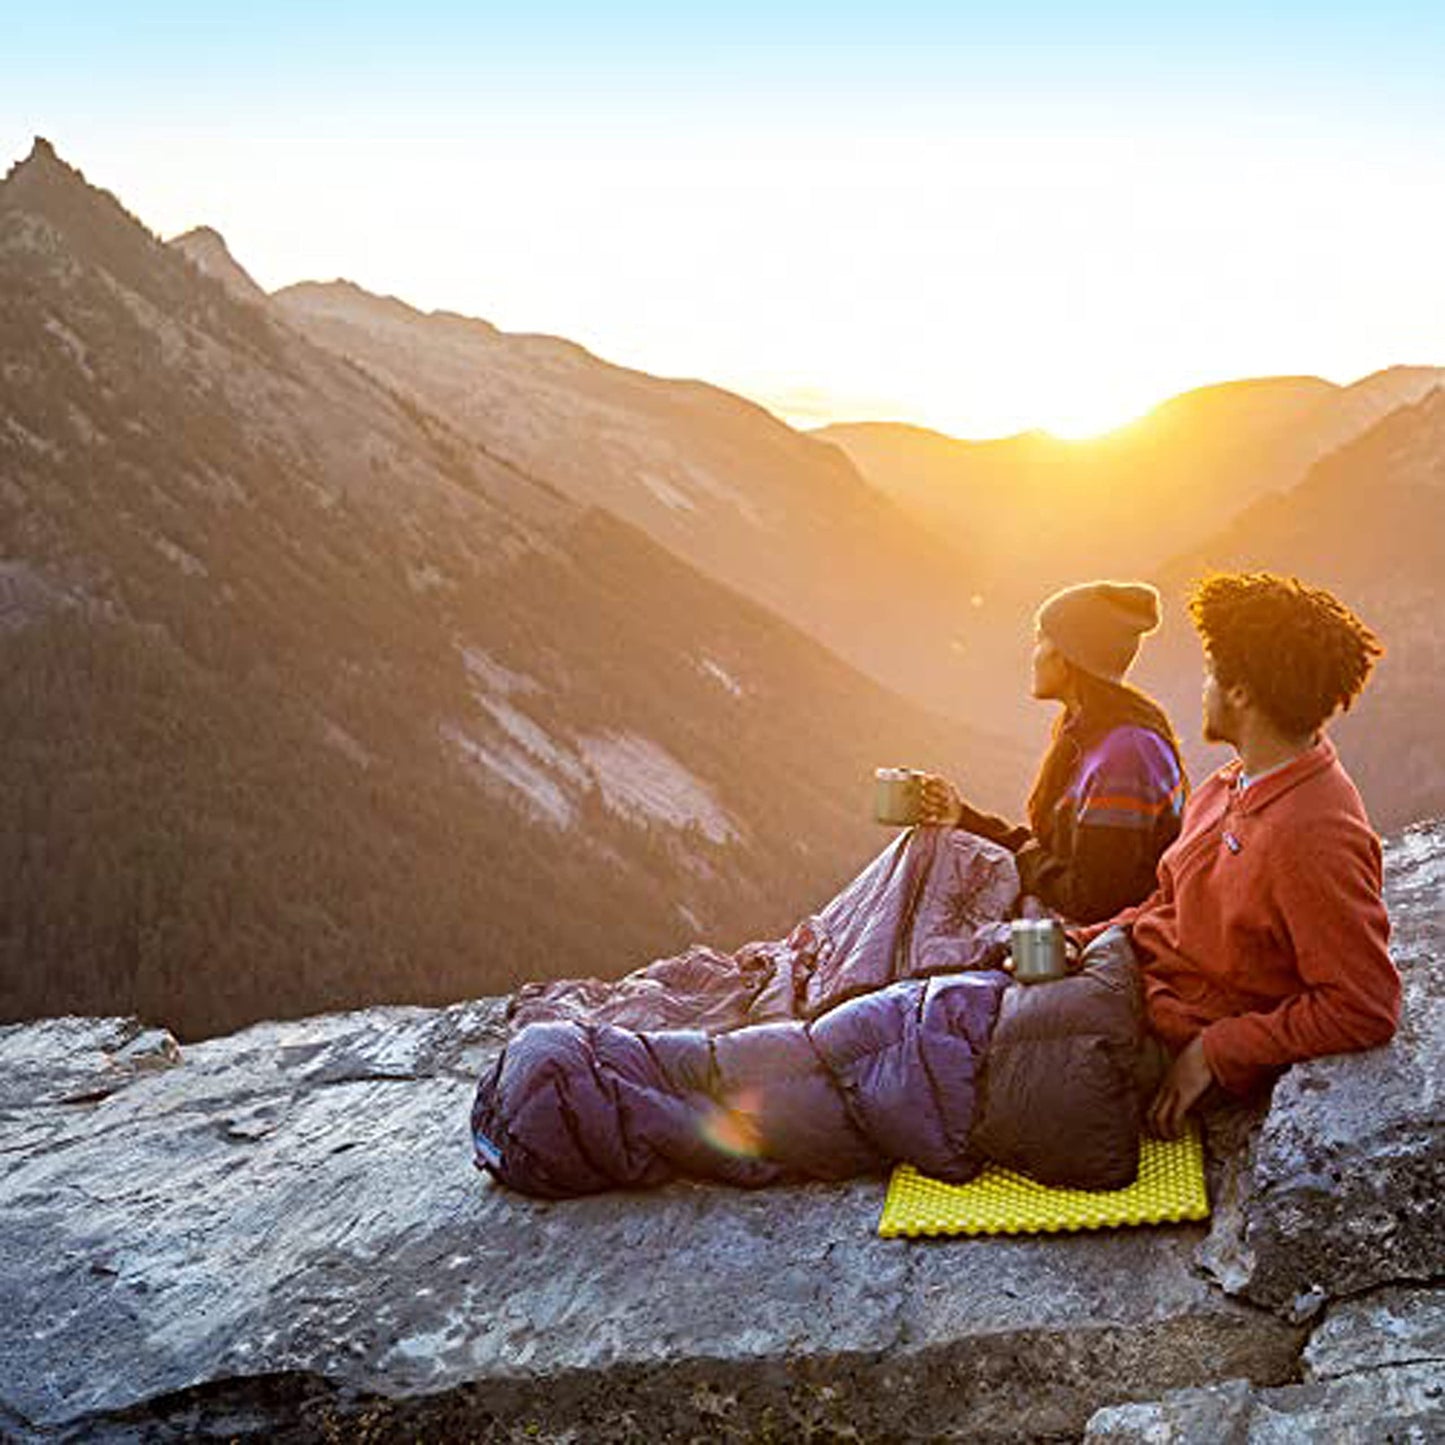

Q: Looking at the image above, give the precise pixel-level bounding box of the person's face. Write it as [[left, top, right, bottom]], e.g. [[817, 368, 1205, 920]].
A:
[[1031, 634, 1070, 701], [1201, 660, 1243, 746]]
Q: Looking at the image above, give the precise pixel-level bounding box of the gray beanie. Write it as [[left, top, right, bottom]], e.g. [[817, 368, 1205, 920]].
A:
[[1037, 580, 1161, 681]]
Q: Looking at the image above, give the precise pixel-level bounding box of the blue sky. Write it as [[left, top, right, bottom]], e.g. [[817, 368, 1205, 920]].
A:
[[6, 4, 1445, 435], [11, 5, 1445, 117], [10, 6, 1443, 90]]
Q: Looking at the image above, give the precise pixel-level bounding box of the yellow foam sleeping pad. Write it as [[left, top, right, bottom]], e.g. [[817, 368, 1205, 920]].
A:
[[878, 1122, 1209, 1238]]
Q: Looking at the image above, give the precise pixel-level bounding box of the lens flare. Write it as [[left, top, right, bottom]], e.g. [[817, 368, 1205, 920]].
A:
[[698, 1088, 766, 1159]]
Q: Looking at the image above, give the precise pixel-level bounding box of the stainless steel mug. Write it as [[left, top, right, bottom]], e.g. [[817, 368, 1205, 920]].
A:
[[1010, 918, 1068, 983], [873, 767, 927, 825]]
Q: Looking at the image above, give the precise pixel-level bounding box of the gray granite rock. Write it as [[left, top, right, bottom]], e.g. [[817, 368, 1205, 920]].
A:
[[0, 1002, 1300, 1443], [1085, 1364, 1445, 1444], [1197, 822, 1445, 1320], [3, 823, 1441, 1441], [0, 1015, 182, 1110], [1304, 1285, 1445, 1381], [1086, 1284, 1445, 1443]]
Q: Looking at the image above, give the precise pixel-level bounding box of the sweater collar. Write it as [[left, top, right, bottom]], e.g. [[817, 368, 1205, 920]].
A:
[[1220, 735, 1336, 814]]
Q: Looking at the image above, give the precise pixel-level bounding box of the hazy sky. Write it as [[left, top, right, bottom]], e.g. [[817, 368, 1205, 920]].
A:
[[6, 3, 1445, 437]]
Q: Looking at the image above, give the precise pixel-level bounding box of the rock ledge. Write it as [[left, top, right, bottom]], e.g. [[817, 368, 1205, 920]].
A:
[[0, 824, 1441, 1441]]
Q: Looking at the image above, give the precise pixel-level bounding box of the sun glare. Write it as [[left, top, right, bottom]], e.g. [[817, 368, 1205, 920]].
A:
[[746, 338, 1164, 444], [1038, 406, 1146, 443], [960, 380, 1155, 444], [755, 378, 1154, 445], [935, 390, 1152, 445]]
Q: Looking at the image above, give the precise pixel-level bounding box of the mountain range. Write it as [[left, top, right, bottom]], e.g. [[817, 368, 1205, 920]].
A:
[[818, 367, 1444, 595], [3, 135, 1442, 1039], [821, 371, 1445, 824], [252, 265, 998, 725], [0, 139, 1020, 1039]]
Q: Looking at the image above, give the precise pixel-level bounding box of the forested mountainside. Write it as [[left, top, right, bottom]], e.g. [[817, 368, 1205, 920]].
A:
[[266, 274, 995, 723], [0, 140, 1024, 1039], [1136, 384, 1445, 833]]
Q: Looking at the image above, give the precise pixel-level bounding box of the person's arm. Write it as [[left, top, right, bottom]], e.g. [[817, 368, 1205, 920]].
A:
[[1199, 821, 1399, 1096], [919, 775, 1031, 851], [1071, 874, 1168, 950], [1017, 822, 1167, 925], [955, 800, 1032, 852]]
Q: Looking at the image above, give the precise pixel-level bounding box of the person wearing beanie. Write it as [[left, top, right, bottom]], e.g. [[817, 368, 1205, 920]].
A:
[[920, 579, 1188, 925], [1035, 580, 1162, 682]]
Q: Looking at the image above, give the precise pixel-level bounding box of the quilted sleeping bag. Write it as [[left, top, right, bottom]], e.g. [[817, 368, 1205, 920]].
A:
[[472, 830, 1145, 1197]]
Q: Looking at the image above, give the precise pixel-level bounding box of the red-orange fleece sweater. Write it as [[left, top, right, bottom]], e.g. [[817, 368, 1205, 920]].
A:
[[1079, 737, 1399, 1095]]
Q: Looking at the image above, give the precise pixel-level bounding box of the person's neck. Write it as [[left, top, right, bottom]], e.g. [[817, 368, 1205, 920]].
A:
[[1235, 722, 1319, 779]]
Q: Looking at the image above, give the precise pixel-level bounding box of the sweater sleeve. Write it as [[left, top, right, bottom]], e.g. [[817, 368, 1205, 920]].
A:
[[1200, 821, 1399, 1095], [1019, 727, 1183, 926]]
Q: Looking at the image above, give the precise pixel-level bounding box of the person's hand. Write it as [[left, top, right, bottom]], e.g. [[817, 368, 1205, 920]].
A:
[[919, 773, 963, 826], [1146, 1035, 1214, 1138]]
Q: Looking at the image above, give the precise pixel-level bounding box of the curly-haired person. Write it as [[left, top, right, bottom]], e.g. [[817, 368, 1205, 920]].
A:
[[1076, 572, 1400, 1137]]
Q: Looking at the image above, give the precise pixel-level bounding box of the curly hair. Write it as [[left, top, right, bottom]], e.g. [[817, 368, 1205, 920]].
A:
[[1188, 572, 1384, 737]]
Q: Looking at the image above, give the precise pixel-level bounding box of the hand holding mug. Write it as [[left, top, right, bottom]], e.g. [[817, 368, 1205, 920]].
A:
[[919, 773, 963, 827]]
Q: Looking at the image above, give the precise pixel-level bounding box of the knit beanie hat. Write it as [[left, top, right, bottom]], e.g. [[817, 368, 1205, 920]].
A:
[[1036, 580, 1161, 681]]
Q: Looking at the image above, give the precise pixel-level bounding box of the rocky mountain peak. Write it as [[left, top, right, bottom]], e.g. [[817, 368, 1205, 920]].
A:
[[0, 136, 166, 283], [275, 277, 433, 326], [168, 225, 267, 302], [1, 134, 1022, 1042], [3, 135, 80, 194], [23, 134, 60, 167]]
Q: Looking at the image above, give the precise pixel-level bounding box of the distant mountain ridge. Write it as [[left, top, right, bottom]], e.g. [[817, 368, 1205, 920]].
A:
[[818, 367, 1445, 758], [266, 276, 999, 724], [1135, 383, 1445, 831], [817, 367, 1444, 590], [0, 138, 1022, 1039], [180, 208, 1445, 817], [170, 225, 267, 302], [184, 172, 1445, 837]]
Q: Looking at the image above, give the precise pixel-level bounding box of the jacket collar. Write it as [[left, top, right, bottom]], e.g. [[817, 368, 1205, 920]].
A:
[[1220, 735, 1337, 815]]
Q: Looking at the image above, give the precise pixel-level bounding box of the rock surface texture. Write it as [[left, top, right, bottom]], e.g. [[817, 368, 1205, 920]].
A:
[[1085, 1288, 1445, 1443], [1, 823, 1442, 1442], [1197, 820, 1444, 1321]]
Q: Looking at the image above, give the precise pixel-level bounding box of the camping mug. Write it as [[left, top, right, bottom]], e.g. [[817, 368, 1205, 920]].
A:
[[1011, 918, 1068, 983], [874, 767, 927, 825]]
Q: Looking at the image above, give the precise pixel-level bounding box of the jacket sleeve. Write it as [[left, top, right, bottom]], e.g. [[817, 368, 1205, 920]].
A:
[[1018, 822, 1170, 926], [1018, 727, 1184, 926], [1200, 820, 1399, 1095], [954, 799, 1032, 853], [1072, 873, 1170, 950]]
